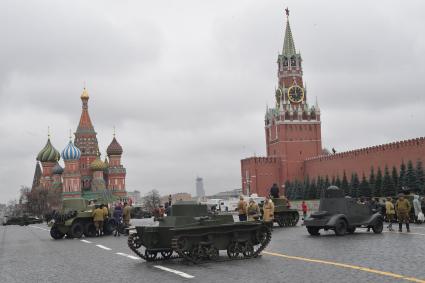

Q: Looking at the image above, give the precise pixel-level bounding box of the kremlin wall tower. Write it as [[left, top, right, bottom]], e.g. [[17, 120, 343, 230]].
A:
[[33, 88, 127, 201], [241, 10, 425, 197]]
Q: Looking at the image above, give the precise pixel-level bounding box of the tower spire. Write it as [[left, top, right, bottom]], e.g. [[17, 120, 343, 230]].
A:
[[282, 7, 296, 56]]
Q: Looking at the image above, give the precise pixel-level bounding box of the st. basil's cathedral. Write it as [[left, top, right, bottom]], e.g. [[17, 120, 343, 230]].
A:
[[32, 88, 127, 201]]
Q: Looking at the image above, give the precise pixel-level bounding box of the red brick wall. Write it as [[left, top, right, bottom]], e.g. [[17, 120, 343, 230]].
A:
[[241, 157, 282, 197], [304, 137, 425, 180]]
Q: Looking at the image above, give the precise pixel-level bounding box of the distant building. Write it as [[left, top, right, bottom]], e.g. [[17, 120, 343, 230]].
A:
[[196, 176, 205, 197], [127, 190, 141, 204], [161, 193, 192, 205], [208, 188, 242, 200]]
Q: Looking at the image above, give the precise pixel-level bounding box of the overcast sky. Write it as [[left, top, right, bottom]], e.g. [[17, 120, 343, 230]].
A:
[[0, 0, 424, 203]]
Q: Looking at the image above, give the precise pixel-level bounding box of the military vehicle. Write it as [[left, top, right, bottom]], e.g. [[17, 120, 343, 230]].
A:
[[259, 197, 299, 227], [49, 198, 116, 239], [127, 201, 271, 263], [304, 186, 383, 236], [131, 205, 152, 219]]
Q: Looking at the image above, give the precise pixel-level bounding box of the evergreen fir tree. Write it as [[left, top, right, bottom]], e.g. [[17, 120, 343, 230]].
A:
[[316, 176, 324, 198], [369, 167, 376, 196], [360, 173, 371, 197], [324, 175, 330, 189], [399, 161, 407, 192], [341, 171, 349, 196], [375, 167, 383, 197], [284, 180, 291, 198], [350, 173, 360, 198], [303, 176, 311, 199], [406, 160, 417, 192], [335, 175, 342, 188], [382, 165, 396, 197], [331, 176, 336, 185], [391, 166, 399, 192], [416, 159, 425, 195], [309, 178, 317, 199]]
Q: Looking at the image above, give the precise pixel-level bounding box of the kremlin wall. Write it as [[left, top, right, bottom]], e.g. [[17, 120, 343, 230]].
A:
[[241, 11, 425, 197]]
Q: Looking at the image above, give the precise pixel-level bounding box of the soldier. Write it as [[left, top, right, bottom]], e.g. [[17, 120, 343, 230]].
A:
[[247, 198, 260, 221], [385, 197, 395, 231], [395, 194, 411, 232], [263, 195, 275, 229], [270, 183, 280, 199], [237, 196, 248, 221], [122, 202, 131, 226], [92, 205, 104, 237]]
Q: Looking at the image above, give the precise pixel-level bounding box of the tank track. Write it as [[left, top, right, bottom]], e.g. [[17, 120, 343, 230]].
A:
[[276, 211, 299, 227], [127, 225, 272, 264]]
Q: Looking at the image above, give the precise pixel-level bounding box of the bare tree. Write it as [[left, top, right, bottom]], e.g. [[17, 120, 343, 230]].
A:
[[142, 189, 161, 212]]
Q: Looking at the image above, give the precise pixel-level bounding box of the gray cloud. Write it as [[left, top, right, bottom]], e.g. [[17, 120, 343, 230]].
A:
[[1, 0, 425, 202]]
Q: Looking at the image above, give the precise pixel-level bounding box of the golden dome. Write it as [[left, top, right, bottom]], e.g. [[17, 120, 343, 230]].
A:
[[81, 87, 89, 99]]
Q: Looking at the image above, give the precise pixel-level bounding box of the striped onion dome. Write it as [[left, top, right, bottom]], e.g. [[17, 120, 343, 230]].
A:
[[90, 156, 107, 171], [36, 138, 60, 162], [107, 137, 123, 156], [62, 141, 81, 161], [52, 163, 64, 175]]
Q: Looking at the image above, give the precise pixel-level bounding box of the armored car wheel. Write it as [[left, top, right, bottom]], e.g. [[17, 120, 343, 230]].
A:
[[50, 225, 65, 240], [347, 227, 356, 234], [372, 218, 383, 234], [334, 219, 347, 236], [307, 226, 320, 236], [84, 222, 96, 237], [70, 222, 84, 238]]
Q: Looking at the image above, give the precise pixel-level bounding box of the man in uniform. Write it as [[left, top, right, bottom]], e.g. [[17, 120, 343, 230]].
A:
[[247, 198, 260, 221], [385, 197, 395, 231], [270, 183, 280, 199], [92, 205, 104, 237], [395, 194, 411, 232], [237, 196, 248, 221], [123, 202, 131, 226], [263, 195, 275, 230]]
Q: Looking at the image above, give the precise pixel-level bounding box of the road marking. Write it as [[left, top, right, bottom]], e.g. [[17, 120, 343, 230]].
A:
[[96, 244, 112, 250], [80, 240, 92, 243], [116, 252, 140, 260], [384, 231, 425, 237], [263, 251, 425, 283], [154, 265, 194, 279], [29, 225, 50, 232]]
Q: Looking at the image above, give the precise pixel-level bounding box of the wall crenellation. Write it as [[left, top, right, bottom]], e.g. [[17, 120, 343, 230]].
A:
[[305, 137, 425, 162]]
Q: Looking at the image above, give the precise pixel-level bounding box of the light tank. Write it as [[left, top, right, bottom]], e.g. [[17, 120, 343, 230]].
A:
[[259, 197, 299, 227], [127, 201, 271, 263], [49, 198, 115, 239]]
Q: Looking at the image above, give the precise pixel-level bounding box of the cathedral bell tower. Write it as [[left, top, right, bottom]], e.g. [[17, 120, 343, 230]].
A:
[[265, 8, 322, 182]]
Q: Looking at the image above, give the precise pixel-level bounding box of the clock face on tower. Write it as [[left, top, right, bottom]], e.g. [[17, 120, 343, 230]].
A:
[[287, 85, 304, 103]]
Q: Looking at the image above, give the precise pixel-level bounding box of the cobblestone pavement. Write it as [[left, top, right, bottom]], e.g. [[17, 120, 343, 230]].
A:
[[1, 220, 425, 283]]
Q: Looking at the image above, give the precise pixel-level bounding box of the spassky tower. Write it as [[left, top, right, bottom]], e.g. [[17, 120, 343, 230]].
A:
[[241, 9, 322, 196]]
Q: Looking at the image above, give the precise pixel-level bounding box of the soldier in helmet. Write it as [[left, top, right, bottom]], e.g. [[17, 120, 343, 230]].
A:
[[395, 193, 411, 232]]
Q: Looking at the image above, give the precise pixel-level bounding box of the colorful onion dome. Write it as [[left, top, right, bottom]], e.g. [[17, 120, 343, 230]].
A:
[[62, 141, 81, 161], [90, 156, 107, 171], [107, 137, 123, 156], [52, 163, 64, 175], [36, 138, 60, 162]]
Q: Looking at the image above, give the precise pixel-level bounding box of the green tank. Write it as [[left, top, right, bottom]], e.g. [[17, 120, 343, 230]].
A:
[[127, 201, 271, 263], [48, 198, 115, 239], [260, 198, 299, 227]]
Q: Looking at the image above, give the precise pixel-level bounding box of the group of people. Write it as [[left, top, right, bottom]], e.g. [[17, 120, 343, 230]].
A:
[[237, 195, 275, 228], [91, 202, 131, 237], [384, 194, 424, 232]]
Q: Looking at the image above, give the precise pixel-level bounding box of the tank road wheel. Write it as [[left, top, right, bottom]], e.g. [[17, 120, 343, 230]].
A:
[[334, 219, 347, 236], [145, 250, 157, 261], [227, 242, 240, 259], [276, 215, 285, 227], [83, 222, 96, 237], [190, 247, 202, 263], [50, 225, 65, 240], [307, 226, 320, 236], [243, 241, 254, 258], [128, 233, 142, 249], [206, 246, 219, 261], [160, 250, 173, 259], [372, 218, 383, 234], [347, 227, 356, 234], [70, 222, 84, 238]]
